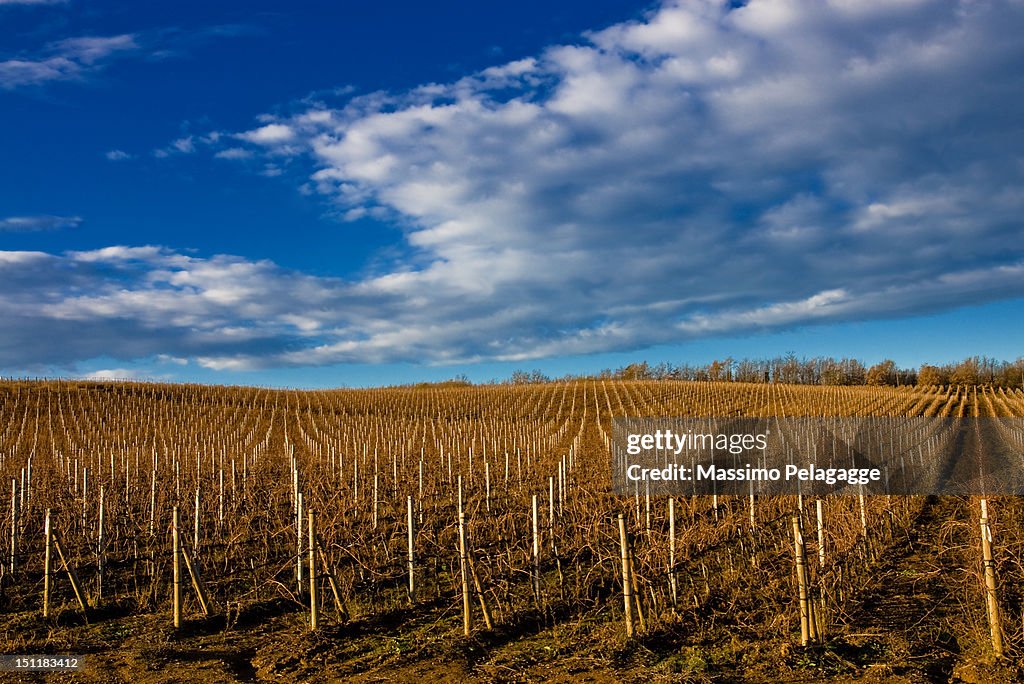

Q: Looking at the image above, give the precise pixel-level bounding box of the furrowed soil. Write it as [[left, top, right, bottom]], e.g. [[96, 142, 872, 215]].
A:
[[1, 516, 1018, 684]]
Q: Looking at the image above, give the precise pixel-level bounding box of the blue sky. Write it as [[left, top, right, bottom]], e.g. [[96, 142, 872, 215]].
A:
[[2, 0, 1023, 387]]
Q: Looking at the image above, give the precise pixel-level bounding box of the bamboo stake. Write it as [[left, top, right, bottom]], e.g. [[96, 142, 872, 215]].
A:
[[9, 479, 17, 575], [858, 487, 868, 537], [548, 477, 555, 553], [314, 537, 346, 620], [43, 508, 52, 618], [173, 506, 181, 629], [792, 515, 810, 645], [407, 495, 416, 603], [149, 470, 156, 536], [309, 510, 318, 630], [669, 497, 677, 607], [97, 485, 105, 600], [531, 494, 541, 603], [52, 534, 89, 616], [180, 544, 211, 616], [296, 492, 304, 591], [458, 512, 472, 636], [468, 553, 493, 630], [645, 481, 651, 537], [816, 499, 826, 568], [218, 469, 224, 526], [618, 513, 635, 638], [193, 486, 200, 559], [372, 472, 379, 529]]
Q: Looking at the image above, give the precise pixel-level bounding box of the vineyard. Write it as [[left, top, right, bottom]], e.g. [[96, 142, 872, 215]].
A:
[[1, 379, 1023, 683]]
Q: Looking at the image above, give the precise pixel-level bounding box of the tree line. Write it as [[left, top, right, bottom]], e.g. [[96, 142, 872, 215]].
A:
[[505, 355, 1024, 388]]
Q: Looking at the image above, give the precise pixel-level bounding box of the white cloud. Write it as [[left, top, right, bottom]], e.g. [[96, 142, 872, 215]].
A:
[[0, 250, 50, 265], [237, 123, 296, 145], [0, 33, 138, 89], [214, 147, 254, 160], [154, 131, 225, 158], [105, 149, 133, 161], [51, 35, 138, 64], [0, 215, 81, 231], [79, 369, 140, 381], [172, 136, 195, 153]]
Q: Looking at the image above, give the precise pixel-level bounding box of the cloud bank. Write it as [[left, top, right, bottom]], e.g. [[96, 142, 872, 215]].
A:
[[4, 0, 1024, 371]]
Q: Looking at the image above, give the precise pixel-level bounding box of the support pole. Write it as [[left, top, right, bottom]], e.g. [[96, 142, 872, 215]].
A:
[[173, 506, 181, 629], [52, 534, 89, 616], [97, 485, 105, 600], [980, 499, 1004, 658], [458, 512, 472, 636], [309, 510, 318, 631], [43, 508, 52, 618], [669, 497, 677, 607], [407, 496, 415, 603], [816, 499, 826, 568], [531, 494, 541, 603], [792, 515, 810, 645], [10, 479, 17, 576], [180, 544, 211, 617], [618, 513, 635, 638]]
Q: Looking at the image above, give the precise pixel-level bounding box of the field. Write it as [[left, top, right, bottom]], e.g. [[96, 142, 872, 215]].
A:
[[1, 379, 1023, 683]]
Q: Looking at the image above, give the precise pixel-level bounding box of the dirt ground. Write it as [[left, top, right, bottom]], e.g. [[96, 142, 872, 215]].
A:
[[0, 578, 1018, 684]]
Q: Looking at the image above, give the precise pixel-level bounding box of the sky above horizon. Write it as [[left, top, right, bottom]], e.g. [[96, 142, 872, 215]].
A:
[[2, 0, 1023, 388]]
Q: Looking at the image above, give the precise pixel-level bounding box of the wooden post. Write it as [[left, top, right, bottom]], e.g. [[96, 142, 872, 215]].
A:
[[9, 479, 17, 575], [309, 510, 318, 631], [296, 492, 304, 592], [669, 497, 677, 608], [792, 515, 810, 645], [980, 499, 1004, 657], [149, 470, 157, 536], [407, 495, 416, 603], [314, 537, 347, 620], [372, 472, 379, 529], [179, 544, 211, 616], [51, 533, 89, 616], [548, 477, 555, 553], [193, 486, 200, 559], [558, 456, 565, 517], [218, 469, 224, 526], [173, 506, 181, 629], [858, 488, 868, 537], [749, 488, 756, 528], [628, 546, 647, 632], [468, 554, 494, 630], [43, 508, 52, 618], [531, 494, 541, 603], [97, 485, 105, 600], [618, 514, 635, 637], [458, 512, 472, 636], [816, 499, 826, 568], [645, 481, 651, 537]]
